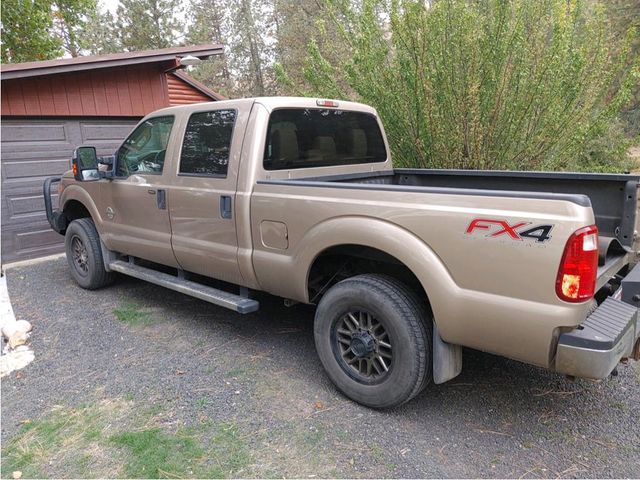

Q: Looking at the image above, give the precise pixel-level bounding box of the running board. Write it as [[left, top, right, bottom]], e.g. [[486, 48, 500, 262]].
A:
[[108, 260, 259, 314]]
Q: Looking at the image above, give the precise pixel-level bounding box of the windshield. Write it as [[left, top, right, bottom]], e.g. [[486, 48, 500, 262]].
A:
[[263, 108, 387, 170]]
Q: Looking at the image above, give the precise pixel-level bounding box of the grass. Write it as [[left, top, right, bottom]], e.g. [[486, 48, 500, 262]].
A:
[[1, 399, 130, 478], [1, 398, 250, 479], [143, 403, 163, 418], [369, 444, 385, 460], [110, 428, 212, 478], [113, 301, 153, 327], [224, 364, 254, 380], [299, 424, 325, 448]]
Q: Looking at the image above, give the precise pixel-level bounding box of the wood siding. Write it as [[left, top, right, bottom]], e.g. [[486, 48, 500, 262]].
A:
[[1, 65, 171, 117], [166, 73, 213, 105]]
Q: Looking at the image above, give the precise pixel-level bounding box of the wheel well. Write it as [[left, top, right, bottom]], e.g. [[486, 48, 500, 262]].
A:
[[307, 245, 428, 304], [63, 200, 91, 222]]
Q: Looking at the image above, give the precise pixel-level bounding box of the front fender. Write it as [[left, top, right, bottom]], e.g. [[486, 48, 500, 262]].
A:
[[60, 183, 105, 234]]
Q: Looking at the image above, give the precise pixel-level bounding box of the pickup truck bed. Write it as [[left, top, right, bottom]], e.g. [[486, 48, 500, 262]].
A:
[[262, 168, 638, 289]]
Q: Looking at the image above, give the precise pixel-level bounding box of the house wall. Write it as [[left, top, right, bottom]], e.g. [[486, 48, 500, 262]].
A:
[[166, 73, 213, 105], [1, 65, 172, 117]]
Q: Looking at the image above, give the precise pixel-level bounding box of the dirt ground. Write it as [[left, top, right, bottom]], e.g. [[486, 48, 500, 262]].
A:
[[2, 257, 639, 478]]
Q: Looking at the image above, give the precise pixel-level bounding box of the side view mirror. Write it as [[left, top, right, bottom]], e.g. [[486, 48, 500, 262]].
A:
[[72, 146, 100, 181]]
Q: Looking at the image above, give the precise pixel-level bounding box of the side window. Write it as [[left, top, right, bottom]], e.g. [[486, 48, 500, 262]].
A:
[[180, 109, 237, 177], [116, 116, 174, 177]]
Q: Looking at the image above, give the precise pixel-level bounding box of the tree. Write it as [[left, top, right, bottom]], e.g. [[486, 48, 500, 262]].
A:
[[115, 0, 184, 51], [273, 0, 349, 95], [186, 0, 233, 96], [1, 0, 62, 62], [77, 7, 122, 55], [300, 0, 638, 172], [52, 0, 97, 57], [1, 0, 97, 62], [225, 0, 272, 96]]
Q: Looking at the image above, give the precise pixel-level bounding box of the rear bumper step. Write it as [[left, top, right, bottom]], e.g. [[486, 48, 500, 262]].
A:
[[555, 297, 638, 379], [108, 260, 259, 314]]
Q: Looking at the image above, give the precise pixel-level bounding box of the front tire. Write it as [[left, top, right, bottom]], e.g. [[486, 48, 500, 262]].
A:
[[314, 274, 432, 408], [65, 218, 114, 290]]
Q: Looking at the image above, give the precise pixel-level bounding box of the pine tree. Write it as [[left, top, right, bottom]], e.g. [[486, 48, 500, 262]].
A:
[[186, 0, 233, 95], [226, 0, 272, 96], [115, 0, 183, 51], [78, 8, 121, 55], [52, 0, 97, 57], [273, 0, 348, 95]]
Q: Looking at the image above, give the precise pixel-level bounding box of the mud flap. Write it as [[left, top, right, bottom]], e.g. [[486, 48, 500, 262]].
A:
[[433, 321, 462, 384]]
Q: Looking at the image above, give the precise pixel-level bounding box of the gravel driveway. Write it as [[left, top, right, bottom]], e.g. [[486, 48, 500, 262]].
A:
[[2, 257, 639, 478]]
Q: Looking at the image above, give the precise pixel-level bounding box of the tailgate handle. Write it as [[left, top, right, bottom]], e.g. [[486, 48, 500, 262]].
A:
[[220, 195, 232, 219]]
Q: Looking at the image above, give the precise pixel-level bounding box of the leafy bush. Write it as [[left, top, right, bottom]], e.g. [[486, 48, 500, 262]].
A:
[[297, 0, 638, 172], [575, 120, 634, 173]]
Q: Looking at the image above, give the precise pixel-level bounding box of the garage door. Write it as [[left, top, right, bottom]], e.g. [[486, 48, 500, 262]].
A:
[[1, 118, 139, 264]]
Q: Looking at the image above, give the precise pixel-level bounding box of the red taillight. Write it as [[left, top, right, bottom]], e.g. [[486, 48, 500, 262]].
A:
[[556, 225, 598, 302]]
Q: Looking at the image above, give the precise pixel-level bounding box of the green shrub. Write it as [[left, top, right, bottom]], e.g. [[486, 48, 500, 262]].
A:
[[298, 0, 638, 172]]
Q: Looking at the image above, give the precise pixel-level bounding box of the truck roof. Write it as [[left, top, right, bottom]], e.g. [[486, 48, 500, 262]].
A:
[[148, 96, 378, 117]]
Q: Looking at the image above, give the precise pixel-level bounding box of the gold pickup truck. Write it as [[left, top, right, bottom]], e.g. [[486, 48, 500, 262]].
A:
[[44, 97, 640, 408]]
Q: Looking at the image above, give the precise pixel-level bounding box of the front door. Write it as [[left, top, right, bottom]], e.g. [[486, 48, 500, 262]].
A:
[[100, 115, 179, 267], [167, 107, 246, 284]]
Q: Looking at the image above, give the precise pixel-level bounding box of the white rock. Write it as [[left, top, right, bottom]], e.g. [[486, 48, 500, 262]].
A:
[[14, 320, 32, 334], [8, 331, 27, 349], [2, 323, 17, 339], [0, 349, 34, 378]]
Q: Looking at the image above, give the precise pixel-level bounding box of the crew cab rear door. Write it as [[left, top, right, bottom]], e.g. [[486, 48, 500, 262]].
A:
[[166, 103, 251, 285]]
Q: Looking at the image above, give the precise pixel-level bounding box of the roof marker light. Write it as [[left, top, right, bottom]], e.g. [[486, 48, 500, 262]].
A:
[[316, 99, 339, 107]]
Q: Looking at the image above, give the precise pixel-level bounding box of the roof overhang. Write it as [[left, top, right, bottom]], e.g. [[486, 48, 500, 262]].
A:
[[0, 44, 224, 80]]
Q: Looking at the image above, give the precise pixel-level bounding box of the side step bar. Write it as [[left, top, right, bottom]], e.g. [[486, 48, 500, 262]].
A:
[[108, 260, 259, 314]]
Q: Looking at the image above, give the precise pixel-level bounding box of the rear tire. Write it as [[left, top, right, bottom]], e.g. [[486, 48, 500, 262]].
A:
[[65, 218, 114, 290], [314, 274, 432, 408]]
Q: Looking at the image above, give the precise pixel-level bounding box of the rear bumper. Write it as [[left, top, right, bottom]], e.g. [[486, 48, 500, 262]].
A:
[[555, 297, 639, 379]]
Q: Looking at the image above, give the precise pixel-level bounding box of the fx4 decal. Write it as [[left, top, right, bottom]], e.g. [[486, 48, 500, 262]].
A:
[[466, 219, 553, 243]]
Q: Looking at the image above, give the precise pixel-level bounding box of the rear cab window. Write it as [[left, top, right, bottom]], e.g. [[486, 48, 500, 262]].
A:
[[180, 109, 237, 177], [263, 108, 387, 170]]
